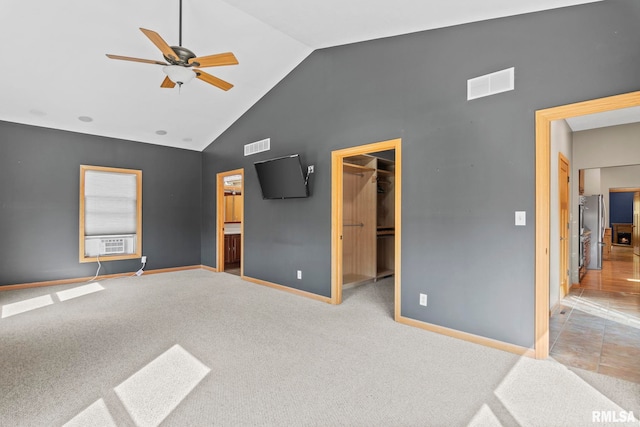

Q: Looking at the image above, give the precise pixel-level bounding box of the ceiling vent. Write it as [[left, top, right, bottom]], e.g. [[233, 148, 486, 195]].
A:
[[244, 138, 271, 156], [467, 67, 514, 101]]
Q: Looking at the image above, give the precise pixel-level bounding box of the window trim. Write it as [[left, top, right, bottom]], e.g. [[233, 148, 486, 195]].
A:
[[79, 165, 142, 263]]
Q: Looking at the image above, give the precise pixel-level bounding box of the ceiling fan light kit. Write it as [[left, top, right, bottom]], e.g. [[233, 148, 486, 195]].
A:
[[106, 1, 237, 91], [163, 65, 195, 85]]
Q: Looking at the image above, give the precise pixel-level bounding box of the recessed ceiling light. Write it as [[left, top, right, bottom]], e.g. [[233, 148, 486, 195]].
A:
[[156, 130, 167, 135], [182, 137, 192, 142], [78, 116, 93, 122], [29, 109, 46, 116]]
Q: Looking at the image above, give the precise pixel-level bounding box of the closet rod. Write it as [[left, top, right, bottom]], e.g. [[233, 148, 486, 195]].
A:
[[344, 171, 364, 177], [344, 223, 364, 227]]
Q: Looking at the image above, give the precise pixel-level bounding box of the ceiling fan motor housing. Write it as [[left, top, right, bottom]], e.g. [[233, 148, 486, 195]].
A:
[[165, 46, 199, 67]]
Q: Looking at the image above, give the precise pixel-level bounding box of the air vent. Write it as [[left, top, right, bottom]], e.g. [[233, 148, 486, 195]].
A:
[[244, 138, 270, 156], [467, 67, 514, 101]]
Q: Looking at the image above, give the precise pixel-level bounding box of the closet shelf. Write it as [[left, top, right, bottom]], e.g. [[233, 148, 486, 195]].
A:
[[343, 273, 375, 287], [377, 268, 394, 279], [343, 162, 375, 175], [377, 226, 394, 236]]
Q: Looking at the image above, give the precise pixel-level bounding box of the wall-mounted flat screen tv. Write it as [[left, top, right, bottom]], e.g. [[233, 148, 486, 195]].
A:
[[254, 154, 309, 199]]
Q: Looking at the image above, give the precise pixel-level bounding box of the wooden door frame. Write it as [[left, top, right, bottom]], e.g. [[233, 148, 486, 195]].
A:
[[331, 138, 402, 320], [216, 169, 244, 274], [535, 90, 640, 359], [634, 191, 640, 256], [558, 153, 570, 300]]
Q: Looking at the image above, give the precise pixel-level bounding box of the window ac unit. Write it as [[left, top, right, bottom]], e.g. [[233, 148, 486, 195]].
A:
[[85, 235, 136, 257]]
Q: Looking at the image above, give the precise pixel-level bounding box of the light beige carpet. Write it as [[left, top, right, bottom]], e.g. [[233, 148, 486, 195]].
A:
[[1, 270, 639, 426]]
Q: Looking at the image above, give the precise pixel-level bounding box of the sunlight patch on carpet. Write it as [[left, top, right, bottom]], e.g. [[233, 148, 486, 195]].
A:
[[1, 294, 54, 318], [468, 403, 503, 427], [63, 398, 116, 427], [494, 357, 631, 426], [56, 282, 105, 302], [114, 344, 210, 426]]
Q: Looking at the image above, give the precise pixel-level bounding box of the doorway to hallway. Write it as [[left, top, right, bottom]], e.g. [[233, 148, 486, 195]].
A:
[[216, 169, 244, 276], [535, 90, 640, 359]]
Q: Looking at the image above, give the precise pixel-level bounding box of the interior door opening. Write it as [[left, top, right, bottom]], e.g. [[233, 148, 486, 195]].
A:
[[536, 90, 640, 359], [217, 169, 244, 276], [331, 138, 401, 320]]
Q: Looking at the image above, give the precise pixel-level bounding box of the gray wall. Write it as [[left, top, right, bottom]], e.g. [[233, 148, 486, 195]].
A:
[[202, 0, 640, 347], [0, 121, 202, 286]]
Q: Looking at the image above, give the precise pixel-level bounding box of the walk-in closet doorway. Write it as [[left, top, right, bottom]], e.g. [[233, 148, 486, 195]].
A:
[[331, 138, 402, 319]]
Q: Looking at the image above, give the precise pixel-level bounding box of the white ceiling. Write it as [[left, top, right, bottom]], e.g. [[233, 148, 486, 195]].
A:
[[565, 106, 640, 132], [0, 0, 602, 151]]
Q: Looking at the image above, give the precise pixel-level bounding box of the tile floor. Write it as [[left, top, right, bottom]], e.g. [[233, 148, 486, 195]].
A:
[[550, 288, 640, 383]]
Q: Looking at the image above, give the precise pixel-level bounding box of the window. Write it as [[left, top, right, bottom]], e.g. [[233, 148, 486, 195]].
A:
[[79, 165, 142, 263]]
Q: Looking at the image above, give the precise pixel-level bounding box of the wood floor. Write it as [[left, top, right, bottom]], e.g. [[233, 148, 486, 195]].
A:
[[550, 246, 640, 383], [577, 245, 640, 293]]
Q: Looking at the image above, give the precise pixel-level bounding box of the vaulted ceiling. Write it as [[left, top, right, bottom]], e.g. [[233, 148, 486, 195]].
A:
[[1, 0, 603, 151]]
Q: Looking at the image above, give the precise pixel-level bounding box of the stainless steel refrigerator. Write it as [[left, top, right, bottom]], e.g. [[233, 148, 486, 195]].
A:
[[583, 194, 605, 269]]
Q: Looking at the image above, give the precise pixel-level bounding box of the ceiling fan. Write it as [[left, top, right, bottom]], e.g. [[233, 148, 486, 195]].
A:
[[106, 0, 238, 91]]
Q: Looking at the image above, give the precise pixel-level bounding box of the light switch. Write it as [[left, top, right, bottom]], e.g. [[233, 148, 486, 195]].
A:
[[515, 211, 526, 226]]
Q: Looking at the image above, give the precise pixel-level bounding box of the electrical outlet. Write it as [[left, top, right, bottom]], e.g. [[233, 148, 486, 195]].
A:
[[297, 270, 302, 280], [141, 256, 147, 264], [419, 293, 428, 307]]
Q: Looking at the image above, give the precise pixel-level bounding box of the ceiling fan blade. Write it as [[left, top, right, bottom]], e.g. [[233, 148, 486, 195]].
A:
[[195, 70, 234, 91], [188, 52, 238, 68], [106, 54, 167, 66], [161, 76, 176, 88], [139, 27, 179, 61]]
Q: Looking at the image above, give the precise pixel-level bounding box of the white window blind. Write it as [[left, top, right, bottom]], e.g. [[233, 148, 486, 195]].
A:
[[84, 170, 138, 236]]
